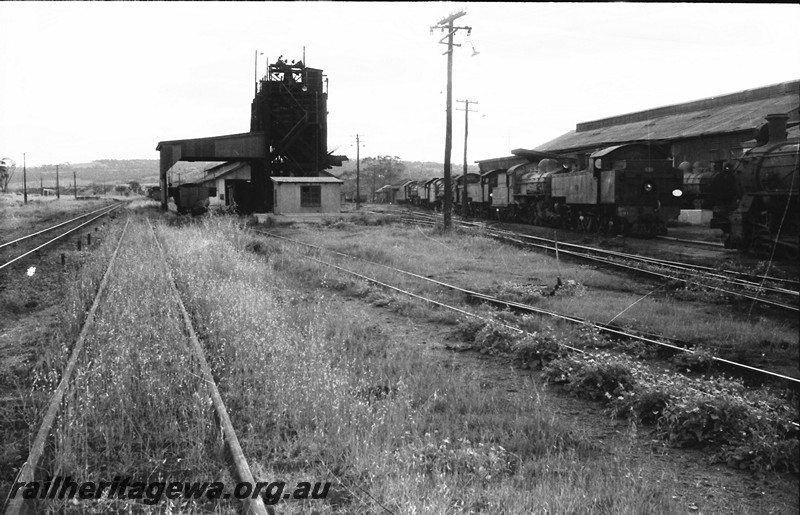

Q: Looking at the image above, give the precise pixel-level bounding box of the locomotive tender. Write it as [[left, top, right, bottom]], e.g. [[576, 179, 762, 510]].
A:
[[402, 143, 684, 237]]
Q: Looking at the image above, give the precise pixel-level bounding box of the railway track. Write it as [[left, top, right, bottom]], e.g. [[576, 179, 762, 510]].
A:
[[391, 210, 800, 313], [5, 216, 269, 515], [249, 228, 800, 389], [0, 203, 121, 272]]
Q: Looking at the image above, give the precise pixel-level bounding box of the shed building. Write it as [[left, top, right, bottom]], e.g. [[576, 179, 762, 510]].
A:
[[198, 162, 253, 209], [271, 176, 343, 215], [530, 80, 799, 170]]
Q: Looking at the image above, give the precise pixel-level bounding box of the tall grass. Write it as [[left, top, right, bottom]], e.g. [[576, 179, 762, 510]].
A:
[[156, 217, 682, 513], [33, 217, 235, 513], [273, 224, 798, 371]]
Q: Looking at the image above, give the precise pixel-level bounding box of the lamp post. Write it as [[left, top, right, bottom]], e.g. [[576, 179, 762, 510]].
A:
[[431, 10, 471, 231], [255, 50, 264, 95]]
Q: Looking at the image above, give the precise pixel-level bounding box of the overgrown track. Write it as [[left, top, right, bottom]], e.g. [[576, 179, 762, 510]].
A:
[[5, 217, 270, 515], [147, 219, 270, 515], [250, 228, 800, 391], [0, 203, 121, 271], [5, 217, 131, 515], [394, 210, 800, 314]]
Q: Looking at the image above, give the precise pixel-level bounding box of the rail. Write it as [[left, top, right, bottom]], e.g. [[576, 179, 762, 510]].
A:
[[5, 217, 131, 515], [251, 228, 800, 388], [0, 204, 121, 271], [148, 219, 271, 515]]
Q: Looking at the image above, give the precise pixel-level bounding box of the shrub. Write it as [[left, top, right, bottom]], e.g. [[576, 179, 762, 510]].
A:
[[490, 281, 545, 304], [451, 317, 488, 344], [474, 321, 518, 354], [513, 329, 569, 369]]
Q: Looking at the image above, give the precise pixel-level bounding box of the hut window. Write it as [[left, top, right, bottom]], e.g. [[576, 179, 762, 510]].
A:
[[301, 185, 321, 207]]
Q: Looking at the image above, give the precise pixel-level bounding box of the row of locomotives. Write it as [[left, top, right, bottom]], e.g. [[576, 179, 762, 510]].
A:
[[724, 114, 799, 257], [473, 144, 683, 236]]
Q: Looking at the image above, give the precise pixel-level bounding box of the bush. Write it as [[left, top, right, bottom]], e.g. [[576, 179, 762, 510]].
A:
[[474, 321, 518, 354], [513, 329, 569, 369], [451, 317, 488, 344], [671, 350, 714, 373]]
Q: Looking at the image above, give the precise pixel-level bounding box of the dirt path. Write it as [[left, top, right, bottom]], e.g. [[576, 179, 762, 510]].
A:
[[337, 294, 799, 514]]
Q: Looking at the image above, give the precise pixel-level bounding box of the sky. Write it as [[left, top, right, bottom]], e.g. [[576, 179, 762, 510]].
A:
[[1, 2, 799, 168]]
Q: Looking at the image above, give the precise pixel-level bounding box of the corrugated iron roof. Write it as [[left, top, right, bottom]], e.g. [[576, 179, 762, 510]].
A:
[[535, 80, 800, 153], [202, 161, 249, 182], [270, 176, 343, 184]]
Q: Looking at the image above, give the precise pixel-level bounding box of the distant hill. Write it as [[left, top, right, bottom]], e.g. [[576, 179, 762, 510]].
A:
[[5, 158, 479, 195], [6, 160, 219, 189]]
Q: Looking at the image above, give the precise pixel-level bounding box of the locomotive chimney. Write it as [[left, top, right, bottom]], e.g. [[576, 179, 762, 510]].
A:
[[765, 113, 788, 143]]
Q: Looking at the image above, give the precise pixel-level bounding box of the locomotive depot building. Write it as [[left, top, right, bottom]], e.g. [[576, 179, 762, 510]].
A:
[[478, 79, 799, 222], [532, 80, 799, 171]]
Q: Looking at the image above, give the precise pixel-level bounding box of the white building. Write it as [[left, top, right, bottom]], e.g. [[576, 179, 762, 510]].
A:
[[270, 176, 343, 215]]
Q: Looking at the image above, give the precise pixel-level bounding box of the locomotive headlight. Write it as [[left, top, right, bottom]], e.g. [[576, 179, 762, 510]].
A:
[[642, 182, 654, 193], [671, 189, 683, 198]]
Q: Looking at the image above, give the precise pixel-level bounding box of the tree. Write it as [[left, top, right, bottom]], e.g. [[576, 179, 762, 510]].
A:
[[128, 181, 142, 194], [0, 157, 16, 193], [114, 184, 130, 196], [361, 155, 406, 202]]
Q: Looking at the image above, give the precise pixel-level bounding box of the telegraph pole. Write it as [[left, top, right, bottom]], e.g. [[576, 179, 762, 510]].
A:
[[457, 99, 478, 218], [355, 134, 362, 210], [23, 153, 28, 204], [73, 169, 78, 199], [432, 10, 470, 231], [56, 164, 60, 199]]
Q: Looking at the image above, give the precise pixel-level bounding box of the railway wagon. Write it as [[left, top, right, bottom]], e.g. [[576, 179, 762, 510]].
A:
[[170, 184, 212, 215], [725, 114, 799, 255]]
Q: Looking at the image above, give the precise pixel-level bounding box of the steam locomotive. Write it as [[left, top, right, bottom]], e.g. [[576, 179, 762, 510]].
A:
[[719, 114, 799, 255], [399, 143, 684, 237]]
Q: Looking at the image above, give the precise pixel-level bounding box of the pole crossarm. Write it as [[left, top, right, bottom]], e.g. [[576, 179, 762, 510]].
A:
[[434, 10, 466, 26]]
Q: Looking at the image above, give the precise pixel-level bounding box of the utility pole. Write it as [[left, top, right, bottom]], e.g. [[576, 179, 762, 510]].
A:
[[73, 169, 77, 199], [432, 10, 471, 231], [56, 164, 60, 199], [355, 134, 362, 210], [457, 99, 478, 218], [23, 153, 28, 204], [40, 176, 43, 196]]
